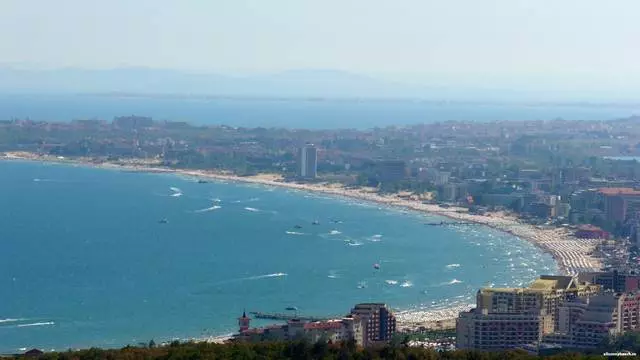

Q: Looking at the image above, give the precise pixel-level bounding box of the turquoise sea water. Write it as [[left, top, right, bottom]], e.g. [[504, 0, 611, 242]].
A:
[[0, 161, 556, 352]]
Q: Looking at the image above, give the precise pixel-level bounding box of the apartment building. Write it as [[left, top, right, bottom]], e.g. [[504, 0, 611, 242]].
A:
[[620, 292, 640, 331], [571, 293, 622, 349], [579, 270, 640, 293], [349, 303, 396, 347], [543, 292, 640, 350], [457, 309, 551, 350], [476, 276, 599, 331], [457, 275, 600, 351]]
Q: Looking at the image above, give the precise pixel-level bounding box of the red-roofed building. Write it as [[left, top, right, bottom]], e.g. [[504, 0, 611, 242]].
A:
[[599, 188, 640, 196], [235, 311, 368, 345], [303, 321, 343, 330], [238, 310, 251, 333], [575, 225, 610, 239], [599, 188, 640, 223]]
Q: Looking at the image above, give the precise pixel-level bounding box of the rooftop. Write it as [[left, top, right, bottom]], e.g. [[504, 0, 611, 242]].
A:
[[577, 224, 605, 231], [303, 320, 343, 330], [529, 279, 559, 291], [599, 188, 640, 196]]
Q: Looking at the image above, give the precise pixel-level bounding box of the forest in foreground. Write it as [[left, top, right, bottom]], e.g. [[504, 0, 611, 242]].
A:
[[3, 340, 615, 360]]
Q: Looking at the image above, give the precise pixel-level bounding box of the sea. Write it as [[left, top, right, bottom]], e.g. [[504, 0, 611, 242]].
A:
[[0, 160, 556, 352], [0, 94, 638, 128]]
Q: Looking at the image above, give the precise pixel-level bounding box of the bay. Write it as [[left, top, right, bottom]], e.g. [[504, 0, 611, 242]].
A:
[[0, 161, 555, 352]]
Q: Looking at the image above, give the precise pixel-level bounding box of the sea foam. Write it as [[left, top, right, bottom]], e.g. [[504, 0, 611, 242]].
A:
[[194, 206, 221, 213], [246, 273, 287, 280], [369, 234, 382, 242], [16, 321, 55, 328]]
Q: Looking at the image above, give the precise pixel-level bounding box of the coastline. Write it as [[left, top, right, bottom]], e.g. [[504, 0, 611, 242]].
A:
[[1, 152, 604, 332]]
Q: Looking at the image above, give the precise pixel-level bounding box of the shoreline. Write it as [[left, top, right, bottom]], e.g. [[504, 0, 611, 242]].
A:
[[1, 152, 604, 332]]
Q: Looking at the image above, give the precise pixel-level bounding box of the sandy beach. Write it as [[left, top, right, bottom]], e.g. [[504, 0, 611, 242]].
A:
[[1, 152, 604, 331]]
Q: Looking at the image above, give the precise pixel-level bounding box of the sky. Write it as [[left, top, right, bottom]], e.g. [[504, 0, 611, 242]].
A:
[[1, 0, 639, 95]]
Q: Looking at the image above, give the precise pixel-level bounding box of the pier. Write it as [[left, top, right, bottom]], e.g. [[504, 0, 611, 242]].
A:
[[249, 311, 330, 322]]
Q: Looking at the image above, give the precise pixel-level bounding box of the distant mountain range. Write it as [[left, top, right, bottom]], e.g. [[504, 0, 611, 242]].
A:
[[0, 67, 637, 103]]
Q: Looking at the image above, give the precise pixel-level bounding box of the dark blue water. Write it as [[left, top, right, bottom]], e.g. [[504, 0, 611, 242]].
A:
[[0, 94, 637, 129], [0, 161, 555, 352]]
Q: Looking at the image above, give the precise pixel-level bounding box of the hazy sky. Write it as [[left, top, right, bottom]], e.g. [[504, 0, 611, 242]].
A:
[[1, 0, 639, 91]]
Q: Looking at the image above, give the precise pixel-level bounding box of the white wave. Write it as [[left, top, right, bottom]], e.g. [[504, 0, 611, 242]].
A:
[[521, 262, 529, 267], [445, 264, 461, 269], [329, 230, 342, 235], [245, 273, 287, 280], [370, 234, 383, 241], [0, 318, 25, 323], [327, 275, 338, 279], [385, 280, 399, 285], [195, 206, 221, 213], [247, 197, 260, 202], [448, 279, 463, 285], [211, 198, 222, 203], [170, 192, 183, 197], [328, 270, 340, 279], [347, 241, 363, 247], [33, 178, 56, 182], [400, 281, 413, 288], [285, 231, 305, 235], [16, 321, 55, 328], [244, 207, 259, 212], [169, 187, 181, 193]]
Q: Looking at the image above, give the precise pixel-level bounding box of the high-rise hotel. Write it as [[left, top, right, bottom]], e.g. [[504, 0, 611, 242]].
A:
[[298, 144, 318, 179]]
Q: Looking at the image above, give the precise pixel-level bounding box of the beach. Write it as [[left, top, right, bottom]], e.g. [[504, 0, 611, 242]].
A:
[[1, 152, 604, 332]]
